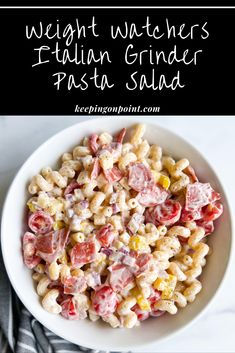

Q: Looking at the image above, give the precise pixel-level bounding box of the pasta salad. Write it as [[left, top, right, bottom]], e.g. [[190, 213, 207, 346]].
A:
[[22, 124, 223, 328]]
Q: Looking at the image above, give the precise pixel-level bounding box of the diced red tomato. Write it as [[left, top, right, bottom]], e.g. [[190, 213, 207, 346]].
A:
[[128, 163, 154, 192], [22, 232, 41, 269], [96, 224, 115, 247], [70, 241, 96, 267], [28, 211, 53, 234], [88, 133, 99, 154], [61, 297, 87, 320], [109, 264, 134, 292], [103, 166, 123, 183], [145, 200, 182, 226], [92, 286, 118, 316], [201, 202, 223, 222], [64, 180, 80, 196]]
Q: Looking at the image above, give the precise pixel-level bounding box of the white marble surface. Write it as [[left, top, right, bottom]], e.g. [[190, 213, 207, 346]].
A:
[[0, 116, 235, 353]]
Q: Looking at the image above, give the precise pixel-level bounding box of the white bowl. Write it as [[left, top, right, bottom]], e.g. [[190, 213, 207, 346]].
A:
[[1, 118, 233, 351]]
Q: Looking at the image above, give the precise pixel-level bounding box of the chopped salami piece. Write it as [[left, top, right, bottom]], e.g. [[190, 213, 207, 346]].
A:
[[70, 241, 96, 267], [137, 185, 169, 207], [128, 163, 154, 192], [58, 228, 70, 249], [144, 208, 155, 225], [185, 182, 221, 211], [96, 224, 115, 247], [103, 166, 123, 183], [36, 231, 54, 253], [136, 253, 152, 272], [64, 180, 80, 196], [196, 219, 214, 235], [61, 297, 87, 320], [180, 207, 203, 222], [145, 200, 182, 227], [134, 253, 152, 276], [109, 264, 134, 292], [173, 194, 185, 208], [90, 158, 100, 180], [201, 202, 223, 222], [36, 228, 70, 263], [92, 285, 118, 316], [132, 304, 150, 321], [178, 236, 189, 244], [22, 232, 41, 269], [55, 290, 70, 305], [88, 133, 99, 154], [36, 228, 69, 254], [48, 280, 63, 291], [150, 309, 166, 318], [28, 211, 53, 234], [63, 276, 87, 294], [36, 252, 54, 264], [183, 166, 198, 183], [115, 128, 126, 144]]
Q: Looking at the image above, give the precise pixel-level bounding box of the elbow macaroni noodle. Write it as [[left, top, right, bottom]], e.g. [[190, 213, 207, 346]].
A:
[[22, 124, 223, 328]]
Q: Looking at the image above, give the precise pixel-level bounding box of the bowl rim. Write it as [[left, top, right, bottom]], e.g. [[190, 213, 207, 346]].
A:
[[1, 116, 234, 351]]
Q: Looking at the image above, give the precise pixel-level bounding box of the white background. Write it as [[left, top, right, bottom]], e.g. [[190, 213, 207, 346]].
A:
[[0, 116, 235, 353]]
